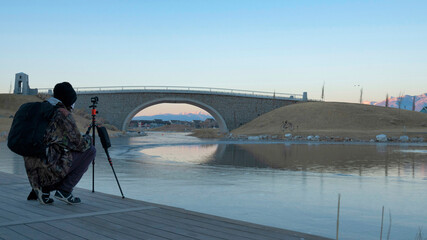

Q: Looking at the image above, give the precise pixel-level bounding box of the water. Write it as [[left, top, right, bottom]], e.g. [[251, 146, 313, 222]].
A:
[[1, 132, 427, 239]]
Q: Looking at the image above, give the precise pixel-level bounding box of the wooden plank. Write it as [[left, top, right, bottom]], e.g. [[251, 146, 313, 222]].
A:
[[46, 220, 115, 240], [25, 222, 86, 240], [0, 208, 28, 223], [76, 190, 138, 205], [0, 195, 54, 218], [97, 213, 222, 240], [137, 209, 267, 240], [147, 207, 321, 240], [81, 193, 145, 209], [114, 211, 228, 240], [0, 216, 12, 223], [62, 217, 154, 240], [72, 215, 158, 240], [96, 212, 200, 240], [111, 211, 201, 239], [0, 227, 30, 240], [7, 225, 57, 240], [0, 206, 155, 227], [0, 173, 28, 185], [91, 215, 171, 240]]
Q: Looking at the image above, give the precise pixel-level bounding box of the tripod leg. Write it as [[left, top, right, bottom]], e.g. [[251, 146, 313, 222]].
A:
[[91, 120, 96, 193], [104, 149, 125, 198], [92, 158, 95, 193]]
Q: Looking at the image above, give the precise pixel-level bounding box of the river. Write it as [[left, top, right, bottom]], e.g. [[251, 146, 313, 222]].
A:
[[1, 132, 426, 239]]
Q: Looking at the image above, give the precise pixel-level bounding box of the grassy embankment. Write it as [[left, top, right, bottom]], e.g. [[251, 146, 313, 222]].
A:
[[232, 101, 427, 141], [0, 94, 119, 141]]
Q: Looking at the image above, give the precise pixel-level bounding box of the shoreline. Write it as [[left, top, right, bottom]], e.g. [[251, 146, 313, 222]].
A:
[[120, 131, 427, 147], [2, 129, 426, 146]]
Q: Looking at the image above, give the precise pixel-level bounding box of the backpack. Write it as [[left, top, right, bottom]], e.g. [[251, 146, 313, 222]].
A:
[[7, 101, 57, 158]]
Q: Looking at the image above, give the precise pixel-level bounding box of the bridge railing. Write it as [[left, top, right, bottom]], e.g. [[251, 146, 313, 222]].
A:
[[38, 86, 307, 100]]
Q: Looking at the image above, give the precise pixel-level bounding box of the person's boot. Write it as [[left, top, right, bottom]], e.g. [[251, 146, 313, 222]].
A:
[[54, 190, 81, 204], [27, 189, 37, 200], [33, 188, 54, 205]]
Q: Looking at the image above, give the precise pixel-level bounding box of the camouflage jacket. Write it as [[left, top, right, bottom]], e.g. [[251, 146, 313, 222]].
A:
[[24, 99, 91, 190]]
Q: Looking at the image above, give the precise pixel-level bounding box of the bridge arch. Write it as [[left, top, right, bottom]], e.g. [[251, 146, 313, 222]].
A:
[[122, 97, 228, 133]]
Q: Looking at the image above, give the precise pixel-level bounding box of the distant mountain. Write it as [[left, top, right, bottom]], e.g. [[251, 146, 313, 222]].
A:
[[133, 112, 213, 122], [363, 93, 427, 111]]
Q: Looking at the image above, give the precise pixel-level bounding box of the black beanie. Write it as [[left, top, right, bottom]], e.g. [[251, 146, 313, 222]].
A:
[[53, 82, 77, 108]]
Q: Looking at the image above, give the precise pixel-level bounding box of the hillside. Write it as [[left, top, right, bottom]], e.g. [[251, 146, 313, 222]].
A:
[[0, 94, 43, 139], [232, 102, 427, 141], [0, 94, 117, 141]]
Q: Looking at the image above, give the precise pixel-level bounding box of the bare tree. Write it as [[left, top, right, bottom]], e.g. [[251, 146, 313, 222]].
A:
[[397, 91, 404, 109], [385, 93, 389, 107], [321, 82, 325, 101], [412, 96, 416, 111]]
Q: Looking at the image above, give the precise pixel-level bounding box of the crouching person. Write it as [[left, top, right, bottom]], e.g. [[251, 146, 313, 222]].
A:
[[26, 82, 96, 205]]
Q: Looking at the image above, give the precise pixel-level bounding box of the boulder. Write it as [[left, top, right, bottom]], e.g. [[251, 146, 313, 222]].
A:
[[238, 135, 248, 139], [410, 137, 424, 142], [376, 134, 388, 142], [399, 136, 409, 142], [248, 136, 260, 141]]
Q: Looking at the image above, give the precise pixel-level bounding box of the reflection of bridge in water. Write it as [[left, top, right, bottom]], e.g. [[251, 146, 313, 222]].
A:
[[39, 86, 309, 132]]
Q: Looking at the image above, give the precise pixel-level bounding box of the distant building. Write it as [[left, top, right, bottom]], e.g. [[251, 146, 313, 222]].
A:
[[421, 106, 427, 113], [193, 120, 202, 129], [129, 119, 170, 129], [201, 118, 218, 128], [14, 72, 38, 95]]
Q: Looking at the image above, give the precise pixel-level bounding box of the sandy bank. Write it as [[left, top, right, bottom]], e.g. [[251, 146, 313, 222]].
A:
[[231, 102, 427, 142], [0, 94, 122, 142]]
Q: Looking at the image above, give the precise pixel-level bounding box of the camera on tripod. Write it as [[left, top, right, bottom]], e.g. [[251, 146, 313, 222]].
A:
[[90, 97, 99, 116], [87, 96, 124, 198], [91, 96, 98, 104]]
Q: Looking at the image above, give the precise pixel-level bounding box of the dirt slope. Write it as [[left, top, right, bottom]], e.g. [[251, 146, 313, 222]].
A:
[[0, 94, 42, 134], [232, 102, 427, 140], [0, 94, 115, 141]]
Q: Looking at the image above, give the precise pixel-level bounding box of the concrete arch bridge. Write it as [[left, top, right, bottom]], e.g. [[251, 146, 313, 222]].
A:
[[63, 86, 308, 133]]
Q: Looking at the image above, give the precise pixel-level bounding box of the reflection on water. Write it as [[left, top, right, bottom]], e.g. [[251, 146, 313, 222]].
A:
[[141, 144, 217, 164], [206, 144, 427, 178], [135, 140, 427, 180], [1, 132, 427, 240]]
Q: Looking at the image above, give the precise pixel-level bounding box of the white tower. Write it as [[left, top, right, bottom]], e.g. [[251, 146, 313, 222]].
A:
[[14, 72, 38, 95]]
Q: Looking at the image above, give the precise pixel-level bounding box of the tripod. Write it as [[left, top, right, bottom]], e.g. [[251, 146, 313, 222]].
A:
[[87, 96, 125, 198]]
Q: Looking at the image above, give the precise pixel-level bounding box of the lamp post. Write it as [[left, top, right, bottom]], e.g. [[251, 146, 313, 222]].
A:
[[354, 85, 363, 103]]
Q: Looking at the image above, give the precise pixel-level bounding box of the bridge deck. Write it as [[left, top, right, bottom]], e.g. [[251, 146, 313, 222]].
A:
[[0, 171, 330, 240], [38, 85, 307, 101]]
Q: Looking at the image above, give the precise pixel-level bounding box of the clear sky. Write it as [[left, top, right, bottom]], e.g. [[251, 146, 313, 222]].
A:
[[1, 0, 426, 113]]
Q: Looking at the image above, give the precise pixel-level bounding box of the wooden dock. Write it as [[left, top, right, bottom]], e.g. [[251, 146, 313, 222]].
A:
[[0, 171, 330, 240]]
